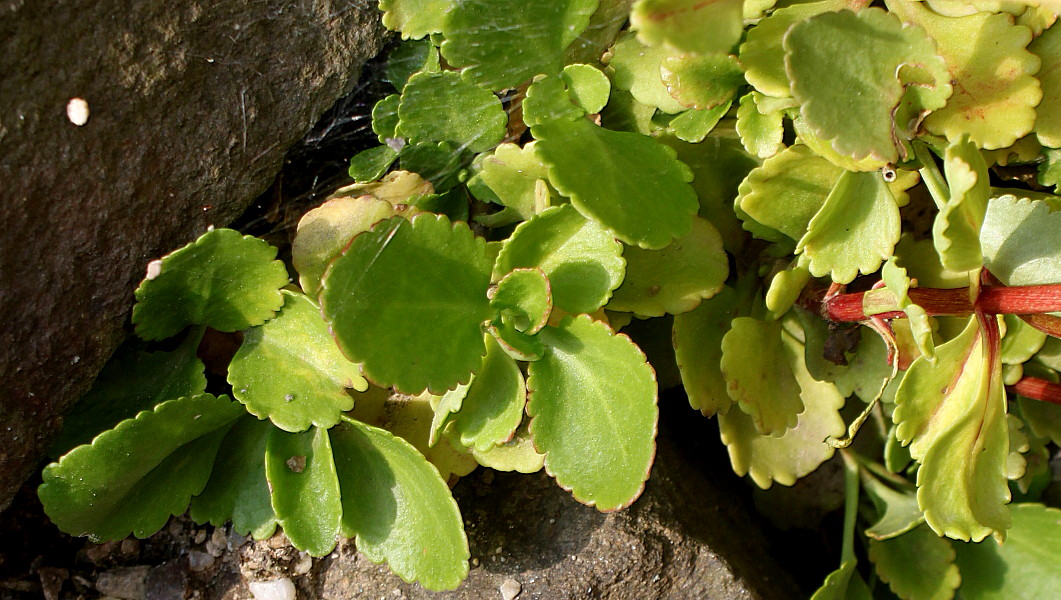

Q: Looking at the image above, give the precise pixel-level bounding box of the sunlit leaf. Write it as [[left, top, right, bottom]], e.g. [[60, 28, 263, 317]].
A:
[[1039, 147, 1061, 189], [880, 256, 936, 361], [630, 0, 743, 55], [490, 268, 552, 334], [397, 71, 506, 153], [229, 291, 365, 432], [954, 504, 1061, 600], [40, 394, 243, 541], [981, 194, 1061, 287], [721, 317, 804, 435], [673, 286, 737, 416], [349, 146, 399, 183], [869, 524, 960, 600], [894, 317, 1010, 542], [470, 142, 551, 228], [379, 0, 453, 40], [320, 215, 494, 395], [668, 101, 730, 143], [796, 170, 902, 284], [740, 0, 845, 98], [441, 0, 599, 91], [487, 318, 546, 362], [528, 315, 657, 510], [52, 330, 206, 456], [785, 8, 951, 166], [933, 136, 991, 272], [660, 53, 744, 110], [736, 91, 784, 160], [607, 217, 728, 317], [493, 205, 624, 315], [132, 228, 289, 341], [606, 32, 687, 114], [738, 145, 842, 243], [471, 419, 546, 474], [332, 418, 469, 591], [561, 63, 612, 114], [453, 336, 526, 451], [534, 117, 699, 249], [190, 416, 277, 540]]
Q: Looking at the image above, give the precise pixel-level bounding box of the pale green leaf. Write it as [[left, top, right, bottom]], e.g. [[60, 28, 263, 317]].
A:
[[428, 382, 469, 448], [265, 426, 341, 556], [736, 91, 784, 159], [721, 317, 804, 435], [490, 268, 552, 334], [320, 215, 494, 395], [332, 418, 469, 591], [560, 63, 611, 114], [630, 0, 743, 55], [810, 561, 872, 600], [606, 32, 687, 114], [471, 419, 545, 473], [1039, 147, 1061, 188], [766, 267, 811, 319], [1030, 23, 1061, 147], [39, 394, 243, 541], [397, 71, 506, 153], [785, 8, 951, 166], [881, 256, 937, 361], [523, 74, 588, 128], [673, 286, 737, 416], [493, 205, 624, 315], [441, 0, 599, 91], [487, 319, 546, 362], [132, 228, 289, 341], [453, 335, 526, 452], [954, 504, 1061, 600], [379, 0, 453, 39], [894, 317, 1011, 541], [660, 53, 744, 110], [348, 146, 399, 183], [534, 117, 699, 249], [796, 170, 902, 284], [869, 524, 960, 600], [52, 330, 206, 457], [229, 291, 365, 432], [933, 136, 991, 272], [1001, 314, 1047, 365], [737, 145, 843, 242], [528, 315, 658, 510], [797, 313, 894, 400], [862, 471, 924, 540], [190, 416, 278, 541], [981, 194, 1061, 287], [470, 142, 551, 228], [668, 101, 730, 143], [1017, 394, 1061, 446], [718, 328, 846, 488], [607, 217, 728, 317]]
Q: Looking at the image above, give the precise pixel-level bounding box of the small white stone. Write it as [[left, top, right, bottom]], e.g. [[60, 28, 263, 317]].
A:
[[499, 578, 522, 600], [247, 578, 296, 600], [293, 552, 313, 575], [66, 97, 90, 126], [145, 259, 163, 280]]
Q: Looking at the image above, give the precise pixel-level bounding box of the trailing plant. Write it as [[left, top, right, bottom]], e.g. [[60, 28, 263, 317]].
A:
[[40, 0, 1061, 595]]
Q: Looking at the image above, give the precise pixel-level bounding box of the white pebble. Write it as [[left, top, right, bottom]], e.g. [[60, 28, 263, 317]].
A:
[[145, 259, 163, 280], [248, 578, 296, 600], [500, 578, 522, 600], [66, 97, 90, 126]]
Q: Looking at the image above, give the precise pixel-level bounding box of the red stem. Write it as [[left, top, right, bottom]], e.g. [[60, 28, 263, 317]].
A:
[[823, 284, 1061, 323], [1009, 377, 1061, 405]]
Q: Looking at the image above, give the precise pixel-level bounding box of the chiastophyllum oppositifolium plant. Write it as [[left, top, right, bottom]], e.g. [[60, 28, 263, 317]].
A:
[[39, 0, 1061, 595]]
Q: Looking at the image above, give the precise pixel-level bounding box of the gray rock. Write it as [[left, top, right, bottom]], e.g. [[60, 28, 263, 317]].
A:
[[95, 565, 150, 600], [0, 0, 388, 511]]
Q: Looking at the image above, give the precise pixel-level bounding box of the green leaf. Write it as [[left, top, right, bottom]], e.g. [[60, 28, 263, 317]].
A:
[[894, 317, 1011, 542], [51, 329, 206, 457], [954, 504, 1061, 600], [440, 0, 599, 91], [796, 170, 902, 284], [659, 53, 744, 111], [39, 394, 243, 541], [490, 268, 552, 334], [428, 382, 469, 448], [372, 94, 401, 142], [487, 318, 547, 362], [606, 32, 687, 114], [397, 71, 506, 153], [1001, 314, 1047, 365], [797, 313, 894, 400], [470, 419, 545, 473], [1039, 147, 1061, 189], [522, 74, 588, 128], [266, 426, 341, 556], [386, 38, 441, 89], [229, 291, 366, 432], [132, 228, 289, 341], [737, 145, 843, 243], [399, 141, 466, 193], [630, 0, 743, 55], [190, 415, 278, 540], [810, 560, 873, 600], [721, 317, 804, 435], [470, 142, 551, 228], [379, 0, 453, 39], [528, 315, 657, 510], [493, 204, 624, 315], [453, 335, 526, 452], [739, 0, 844, 98], [349, 145, 399, 183], [718, 327, 846, 488], [887, 0, 1042, 150], [667, 100, 730, 143], [560, 63, 612, 114], [869, 524, 960, 600], [784, 8, 951, 167], [673, 286, 737, 416], [933, 136, 991, 272], [765, 266, 811, 318], [736, 91, 784, 160], [321, 215, 493, 395], [608, 217, 728, 317], [332, 418, 469, 591], [862, 471, 924, 540], [1030, 23, 1061, 147], [534, 117, 699, 249], [981, 195, 1061, 287]]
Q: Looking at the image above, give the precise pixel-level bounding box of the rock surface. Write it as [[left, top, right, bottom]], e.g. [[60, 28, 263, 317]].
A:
[[0, 0, 388, 510]]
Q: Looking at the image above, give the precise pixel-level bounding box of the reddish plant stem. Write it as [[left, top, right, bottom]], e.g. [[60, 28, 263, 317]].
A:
[[1009, 377, 1061, 406], [823, 284, 1061, 323]]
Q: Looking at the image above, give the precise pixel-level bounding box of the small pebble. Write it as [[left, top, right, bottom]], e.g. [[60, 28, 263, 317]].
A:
[[95, 565, 150, 599], [499, 578, 522, 600], [187, 551, 215, 572], [205, 528, 227, 558], [248, 578, 296, 600], [193, 530, 207, 545], [293, 552, 313, 575], [66, 97, 89, 126]]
